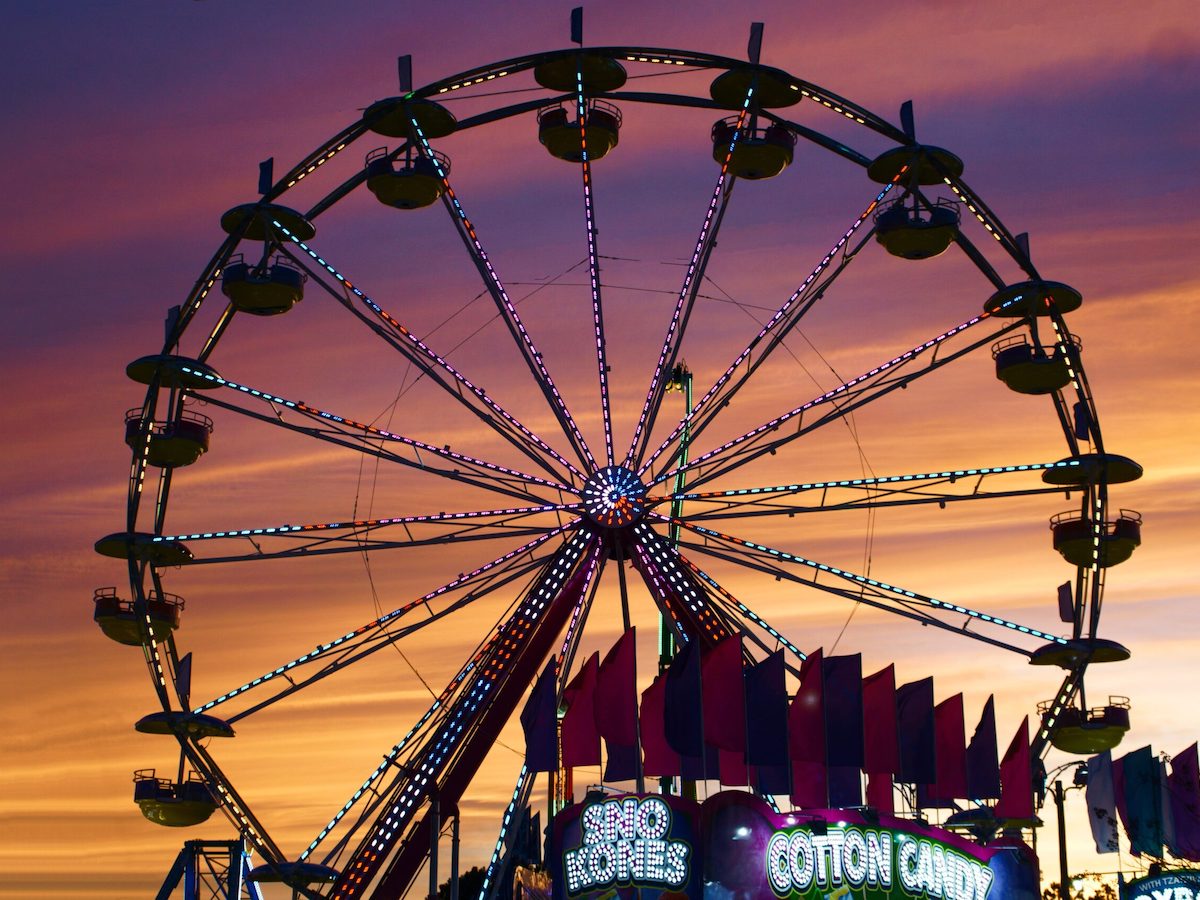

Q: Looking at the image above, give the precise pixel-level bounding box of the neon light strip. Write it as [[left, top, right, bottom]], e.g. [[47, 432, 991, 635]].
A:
[[944, 179, 1004, 243], [637, 178, 902, 479], [284, 141, 350, 189], [649, 296, 1020, 489], [405, 117, 598, 473], [478, 765, 532, 899], [674, 460, 1082, 500], [436, 69, 512, 95], [632, 543, 688, 645], [177, 364, 573, 495], [273, 222, 585, 483], [676, 554, 805, 660], [632, 522, 726, 642], [662, 515, 1068, 645], [796, 88, 870, 125], [155, 504, 573, 544], [191, 523, 577, 715], [480, 549, 602, 897], [623, 85, 755, 467], [333, 533, 597, 899], [577, 65, 614, 466], [300, 632, 500, 861]]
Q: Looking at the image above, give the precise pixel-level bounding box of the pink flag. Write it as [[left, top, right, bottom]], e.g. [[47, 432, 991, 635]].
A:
[[995, 716, 1033, 820], [789, 649, 824, 764], [867, 771, 895, 815], [863, 664, 899, 775], [792, 761, 827, 809], [640, 671, 680, 777], [929, 693, 968, 802], [561, 653, 600, 769], [789, 650, 826, 808], [720, 748, 749, 786], [594, 628, 637, 746], [702, 635, 745, 752]]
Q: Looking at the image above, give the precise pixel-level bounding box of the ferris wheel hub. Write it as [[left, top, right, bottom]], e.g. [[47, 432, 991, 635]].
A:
[[581, 466, 648, 529]]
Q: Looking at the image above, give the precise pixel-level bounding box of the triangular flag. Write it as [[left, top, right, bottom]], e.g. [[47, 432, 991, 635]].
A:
[[702, 635, 745, 752], [594, 628, 637, 746], [519, 657, 558, 773], [823, 654, 864, 769], [745, 651, 789, 768], [788, 649, 824, 764], [640, 671, 680, 778], [1168, 743, 1200, 861], [927, 693, 968, 804], [561, 653, 600, 769], [896, 677, 936, 785], [664, 639, 703, 757], [966, 696, 1001, 800], [863, 664, 898, 775], [995, 716, 1033, 820]]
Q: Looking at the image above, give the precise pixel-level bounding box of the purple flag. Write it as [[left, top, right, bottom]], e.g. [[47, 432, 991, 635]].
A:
[[1087, 750, 1120, 853], [966, 695, 1001, 800], [664, 639, 703, 757], [745, 651, 789, 768], [828, 766, 863, 808], [896, 677, 936, 785], [519, 657, 559, 773], [1057, 582, 1074, 623], [823, 653, 864, 769], [1168, 743, 1200, 861]]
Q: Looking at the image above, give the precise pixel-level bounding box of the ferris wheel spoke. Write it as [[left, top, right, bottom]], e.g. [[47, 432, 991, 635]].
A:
[[301, 632, 499, 864], [623, 89, 754, 468], [637, 180, 902, 478], [661, 513, 1067, 654], [629, 521, 736, 646], [649, 308, 1023, 491], [665, 459, 1078, 521], [401, 116, 599, 474], [189, 371, 574, 500], [333, 532, 600, 898], [273, 237, 584, 485], [183, 741, 288, 867], [191, 523, 577, 720], [576, 67, 615, 466], [673, 552, 806, 664], [157, 505, 575, 566]]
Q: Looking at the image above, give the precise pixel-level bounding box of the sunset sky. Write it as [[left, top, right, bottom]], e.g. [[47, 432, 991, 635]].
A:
[[1, 2, 1198, 897]]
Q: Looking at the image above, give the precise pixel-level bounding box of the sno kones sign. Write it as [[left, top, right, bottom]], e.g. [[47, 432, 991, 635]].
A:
[[550, 791, 1038, 900]]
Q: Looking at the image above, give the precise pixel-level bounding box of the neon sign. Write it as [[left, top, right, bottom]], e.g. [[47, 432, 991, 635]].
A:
[[562, 795, 690, 894], [1125, 871, 1200, 900], [766, 826, 993, 898]]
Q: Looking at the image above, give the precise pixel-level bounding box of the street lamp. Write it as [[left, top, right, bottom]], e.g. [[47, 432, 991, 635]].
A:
[[1047, 760, 1089, 900]]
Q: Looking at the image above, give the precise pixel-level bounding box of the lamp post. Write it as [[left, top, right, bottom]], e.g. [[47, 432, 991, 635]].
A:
[[1048, 760, 1089, 900]]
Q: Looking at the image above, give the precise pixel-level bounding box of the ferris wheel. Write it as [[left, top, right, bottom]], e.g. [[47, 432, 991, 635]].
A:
[[95, 27, 1143, 900]]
